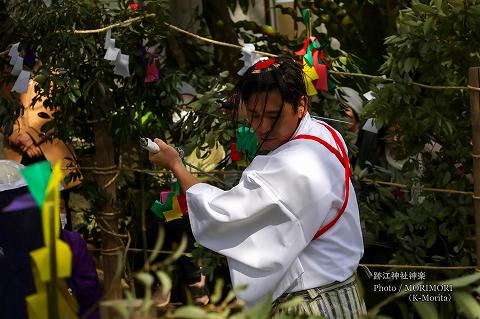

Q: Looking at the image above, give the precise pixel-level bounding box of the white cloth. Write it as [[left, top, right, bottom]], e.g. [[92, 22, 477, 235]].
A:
[[186, 113, 364, 305]]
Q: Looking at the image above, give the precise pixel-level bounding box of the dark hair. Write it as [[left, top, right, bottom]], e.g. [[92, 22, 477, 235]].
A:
[[229, 56, 307, 153], [231, 55, 307, 112]]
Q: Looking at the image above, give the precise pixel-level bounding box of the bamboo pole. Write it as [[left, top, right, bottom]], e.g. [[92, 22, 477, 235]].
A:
[[469, 67, 480, 269]]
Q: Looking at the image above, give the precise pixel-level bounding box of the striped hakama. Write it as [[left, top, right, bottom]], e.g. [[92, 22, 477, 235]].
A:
[[271, 274, 366, 318]]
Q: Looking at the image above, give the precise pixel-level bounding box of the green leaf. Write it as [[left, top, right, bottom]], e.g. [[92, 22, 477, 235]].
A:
[[413, 301, 438, 319], [147, 226, 166, 264], [441, 171, 451, 185], [404, 57, 414, 73], [108, 302, 130, 319], [219, 70, 229, 78], [423, 17, 435, 35], [244, 296, 271, 319], [155, 271, 172, 296], [210, 277, 225, 305], [452, 291, 480, 319], [438, 272, 480, 288], [68, 91, 78, 103], [141, 111, 153, 125], [173, 305, 208, 319], [135, 273, 154, 288], [412, 3, 438, 15]]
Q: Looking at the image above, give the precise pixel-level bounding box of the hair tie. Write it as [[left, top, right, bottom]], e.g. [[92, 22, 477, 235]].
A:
[[252, 58, 279, 73]]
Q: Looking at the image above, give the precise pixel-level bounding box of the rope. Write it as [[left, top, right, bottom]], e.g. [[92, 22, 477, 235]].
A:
[[97, 219, 129, 238], [71, 17, 480, 92], [89, 246, 192, 257], [82, 164, 479, 196], [164, 22, 276, 57], [73, 13, 156, 34], [184, 161, 231, 188], [361, 178, 474, 196], [471, 153, 480, 159]]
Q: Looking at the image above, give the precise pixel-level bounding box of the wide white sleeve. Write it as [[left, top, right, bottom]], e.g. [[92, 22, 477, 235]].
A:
[[186, 147, 343, 303], [186, 172, 307, 303]]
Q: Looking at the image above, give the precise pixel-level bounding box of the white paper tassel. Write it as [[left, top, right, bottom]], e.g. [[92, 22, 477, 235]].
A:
[[104, 47, 120, 61], [104, 29, 115, 49], [11, 70, 31, 93], [237, 43, 264, 76], [113, 53, 130, 77], [8, 42, 19, 66], [11, 56, 23, 76]]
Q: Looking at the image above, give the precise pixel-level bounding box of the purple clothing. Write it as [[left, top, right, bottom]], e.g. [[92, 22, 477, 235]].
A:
[[62, 230, 101, 319], [1, 186, 101, 319]]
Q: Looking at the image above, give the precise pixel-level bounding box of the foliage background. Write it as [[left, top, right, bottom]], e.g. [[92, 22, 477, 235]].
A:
[[2, 0, 480, 318]]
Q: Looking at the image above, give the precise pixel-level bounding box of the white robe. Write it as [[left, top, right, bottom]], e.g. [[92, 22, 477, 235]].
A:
[[186, 113, 364, 305]]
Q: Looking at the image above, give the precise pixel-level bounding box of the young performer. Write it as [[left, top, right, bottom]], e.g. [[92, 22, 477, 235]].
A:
[[148, 56, 366, 318]]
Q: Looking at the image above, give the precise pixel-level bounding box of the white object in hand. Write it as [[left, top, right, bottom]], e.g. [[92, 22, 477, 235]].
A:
[[140, 137, 160, 153]]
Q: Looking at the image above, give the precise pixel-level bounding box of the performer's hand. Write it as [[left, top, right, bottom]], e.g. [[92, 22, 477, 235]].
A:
[[14, 133, 43, 158], [148, 138, 182, 171]]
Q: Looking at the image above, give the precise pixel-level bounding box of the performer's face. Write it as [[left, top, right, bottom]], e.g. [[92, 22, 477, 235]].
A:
[[246, 90, 306, 151]]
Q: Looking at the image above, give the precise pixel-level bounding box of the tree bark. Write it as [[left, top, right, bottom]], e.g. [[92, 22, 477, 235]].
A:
[[202, 0, 240, 79], [93, 119, 122, 299], [469, 67, 480, 268]]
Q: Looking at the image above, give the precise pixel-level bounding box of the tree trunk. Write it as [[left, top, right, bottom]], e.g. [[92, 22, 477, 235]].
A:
[[202, 0, 240, 79], [469, 67, 480, 268], [93, 119, 122, 299]]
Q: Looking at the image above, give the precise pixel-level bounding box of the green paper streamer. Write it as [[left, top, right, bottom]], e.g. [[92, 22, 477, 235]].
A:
[[20, 160, 52, 208], [301, 8, 310, 27], [151, 191, 175, 218], [305, 48, 313, 66], [151, 200, 165, 219], [151, 180, 181, 219], [172, 180, 180, 194], [236, 126, 257, 157]]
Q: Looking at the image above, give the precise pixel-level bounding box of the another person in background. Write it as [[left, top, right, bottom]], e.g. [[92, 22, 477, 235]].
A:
[[337, 87, 384, 171], [1, 78, 82, 229], [336, 86, 363, 136], [0, 160, 100, 319]]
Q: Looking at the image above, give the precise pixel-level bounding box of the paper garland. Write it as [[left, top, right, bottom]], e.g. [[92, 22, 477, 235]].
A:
[[150, 180, 188, 222], [103, 29, 130, 78], [295, 8, 336, 96], [8, 42, 31, 93], [144, 56, 159, 83], [232, 125, 258, 161], [237, 43, 265, 76], [21, 161, 76, 319]]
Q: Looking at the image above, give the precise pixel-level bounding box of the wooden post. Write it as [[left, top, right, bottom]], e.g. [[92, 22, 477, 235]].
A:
[[469, 67, 480, 268]]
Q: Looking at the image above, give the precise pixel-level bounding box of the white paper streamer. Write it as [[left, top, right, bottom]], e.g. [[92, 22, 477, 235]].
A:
[[104, 29, 115, 49], [113, 53, 130, 77], [11, 56, 23, 76], [316, 23, 328, 34], [330, 37, 341, 51], [104, 47, 120, 61], [11, 70, 31, 93], [237, 43, 264, 76], [8, 42, 19, 66]]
